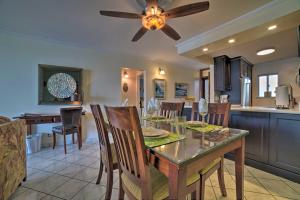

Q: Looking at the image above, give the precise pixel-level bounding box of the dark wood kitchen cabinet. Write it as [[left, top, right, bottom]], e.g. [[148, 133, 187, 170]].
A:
[[228, 111, 300, 183], [269, 113, 300, 174], [230, 111, 269, 163], [228, 57, 253, 104], [214, 55, 231, 91]]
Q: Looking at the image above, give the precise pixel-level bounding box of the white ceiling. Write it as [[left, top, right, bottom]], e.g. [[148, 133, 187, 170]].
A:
[[0, 0, 272, 69], [210, 28, 299, 65]]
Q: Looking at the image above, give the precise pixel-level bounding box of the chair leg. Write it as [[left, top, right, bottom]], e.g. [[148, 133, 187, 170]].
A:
[[118, 172, 125, 200], [52, 132, 56, 149], [77, 130, 82, 150], [217, 159, 227, 197], [72, 133, 75, 144], [63, 131, 67, 154], [96, 159, 104, 184], [103, 168, 113, 200], [199, 175, 205, 200]]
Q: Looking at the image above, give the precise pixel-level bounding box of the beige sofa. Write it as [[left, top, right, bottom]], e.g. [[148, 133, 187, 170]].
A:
[[0, 118, 27, 200]]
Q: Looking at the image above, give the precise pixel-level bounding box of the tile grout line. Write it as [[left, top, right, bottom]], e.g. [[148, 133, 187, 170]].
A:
[[21, 186, 67, 200], [280, 179, 300, 195]]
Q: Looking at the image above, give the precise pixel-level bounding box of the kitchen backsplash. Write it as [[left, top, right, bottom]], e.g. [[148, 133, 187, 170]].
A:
[[252, 57, 300, 107]]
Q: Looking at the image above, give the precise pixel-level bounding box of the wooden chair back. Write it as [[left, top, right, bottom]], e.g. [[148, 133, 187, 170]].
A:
[[60, 107, 82, 128], [90, 104, 113, 168], [105, 106, 152, 198], [160, 102, 185, 118], [191, 103, 231, 127]]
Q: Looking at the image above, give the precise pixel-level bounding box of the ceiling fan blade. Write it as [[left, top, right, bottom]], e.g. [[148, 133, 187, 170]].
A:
[[163, 1, 209, 18], [161, 24, 181, 41], [100, 11, 142, 19], [146, 0, 158, 7], [132, 27, 148, 42]]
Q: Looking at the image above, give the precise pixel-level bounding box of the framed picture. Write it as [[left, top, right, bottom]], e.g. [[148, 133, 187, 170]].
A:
[[175, 83, 188, 98], [154, 79, 166, 99], [38, 64, 83, 105]]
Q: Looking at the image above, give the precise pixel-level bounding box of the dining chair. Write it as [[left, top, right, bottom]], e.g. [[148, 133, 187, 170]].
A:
[[191, 102, 231, 200], [105, 106, 201, 200], [52, 107, 82, 154], [160, 102, 185, 118], [90, 104, 118, 200]]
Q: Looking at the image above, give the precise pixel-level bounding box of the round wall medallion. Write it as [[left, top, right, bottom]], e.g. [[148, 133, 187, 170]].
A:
[[47, 73, 77, 98], [123, 83, 129, 92]]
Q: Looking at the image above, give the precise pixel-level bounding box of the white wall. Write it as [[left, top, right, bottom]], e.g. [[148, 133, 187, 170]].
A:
[[252, 57, 300, 107], [0, 33, 197, 140]]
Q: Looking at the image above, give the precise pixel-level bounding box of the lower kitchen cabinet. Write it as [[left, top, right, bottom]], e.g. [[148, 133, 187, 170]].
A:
[[269, 113, 300, 174], [230, 111, 269, 163], [229, 111, 300, 183]]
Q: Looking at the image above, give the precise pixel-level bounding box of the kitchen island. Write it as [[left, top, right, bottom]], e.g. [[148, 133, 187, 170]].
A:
[[183, 106, 300, 183]]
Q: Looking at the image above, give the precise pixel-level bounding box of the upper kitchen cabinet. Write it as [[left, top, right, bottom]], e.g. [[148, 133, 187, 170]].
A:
[[231, 56, 253, 78], [229, 57, 253, 104], [214, 55, 231, 91]]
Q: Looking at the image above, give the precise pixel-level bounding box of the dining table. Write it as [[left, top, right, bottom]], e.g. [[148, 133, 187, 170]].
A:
[[144, 121, 249, 200]]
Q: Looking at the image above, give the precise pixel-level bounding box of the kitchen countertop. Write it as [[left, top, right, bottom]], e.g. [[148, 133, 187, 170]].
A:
[[184, 105, 300, 115], [231, 106, 300, 114]]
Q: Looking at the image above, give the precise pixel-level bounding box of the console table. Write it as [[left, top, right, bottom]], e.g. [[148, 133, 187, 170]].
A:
[[14, 112, 85, 149]]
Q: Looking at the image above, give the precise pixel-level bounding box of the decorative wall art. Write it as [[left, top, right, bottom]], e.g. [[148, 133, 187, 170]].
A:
[[38, 64, 83, 105], [175, 83, 188, 98], [154, 79, 166, 99]]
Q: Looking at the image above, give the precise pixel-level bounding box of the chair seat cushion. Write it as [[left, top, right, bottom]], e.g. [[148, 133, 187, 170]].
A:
[[200, 157, 222, 174], [121, 165, 200, 200], [52, 125, 78, 134]]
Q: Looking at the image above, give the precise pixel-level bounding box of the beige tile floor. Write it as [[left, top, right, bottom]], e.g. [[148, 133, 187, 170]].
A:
[[9, 139, 300, 200]]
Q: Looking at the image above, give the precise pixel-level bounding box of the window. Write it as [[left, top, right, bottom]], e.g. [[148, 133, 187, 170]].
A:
[[258, 74, 278, 97]]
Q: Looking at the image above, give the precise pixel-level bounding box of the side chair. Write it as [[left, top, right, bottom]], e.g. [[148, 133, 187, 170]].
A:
[[90, 104, 118, 200], [105, 105, 202, 200], [191, 102, 231, 200]]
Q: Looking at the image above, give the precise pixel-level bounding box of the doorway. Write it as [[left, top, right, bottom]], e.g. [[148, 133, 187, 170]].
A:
[[120, 68, 146, 116], [199, 68, 210, 102]]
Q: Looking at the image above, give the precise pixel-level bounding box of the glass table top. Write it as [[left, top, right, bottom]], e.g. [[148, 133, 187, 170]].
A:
[[146, 122, 249, 166]]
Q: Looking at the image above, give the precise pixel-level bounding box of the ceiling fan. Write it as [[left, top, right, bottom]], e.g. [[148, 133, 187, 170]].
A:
[[100, 0, 209, 42]]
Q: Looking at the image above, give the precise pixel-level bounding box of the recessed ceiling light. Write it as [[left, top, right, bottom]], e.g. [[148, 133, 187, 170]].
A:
[[203, 48, 208, 52], [257, 48, 275, 56], [228, 39, 235, 43], [268, 25, 277, 30]]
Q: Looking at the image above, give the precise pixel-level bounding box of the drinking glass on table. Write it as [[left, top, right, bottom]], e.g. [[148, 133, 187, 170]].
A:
[[172, 116, 187, 136], [198, 98, 208, 124]]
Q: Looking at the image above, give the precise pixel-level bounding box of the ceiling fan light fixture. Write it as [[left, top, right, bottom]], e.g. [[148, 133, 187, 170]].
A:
[[100, 1, 210, 41], [142, 7, 166, 30], [202, 48, 208, 52]]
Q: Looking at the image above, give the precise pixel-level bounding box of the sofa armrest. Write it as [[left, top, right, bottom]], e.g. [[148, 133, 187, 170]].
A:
[[0, 119, 26, 200]]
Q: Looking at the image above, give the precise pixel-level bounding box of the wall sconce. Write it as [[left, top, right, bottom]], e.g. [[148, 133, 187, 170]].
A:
[[159, 68, 165, 75], [123, 71, 129, 78]]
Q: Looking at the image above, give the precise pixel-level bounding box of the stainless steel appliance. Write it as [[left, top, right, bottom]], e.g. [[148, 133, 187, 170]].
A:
[[241, 77, 251, 106], [275, 85, 293, 109]]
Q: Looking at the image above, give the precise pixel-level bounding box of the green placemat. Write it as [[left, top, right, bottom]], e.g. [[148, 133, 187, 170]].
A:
[[144, 133, 185, 148], [186, 124, 223, 133], [144, 116, 174, 123]]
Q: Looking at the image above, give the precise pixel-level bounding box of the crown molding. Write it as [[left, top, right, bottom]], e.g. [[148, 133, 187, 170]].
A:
[[176, 0, 300, 55]]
